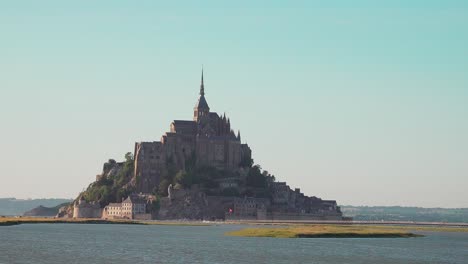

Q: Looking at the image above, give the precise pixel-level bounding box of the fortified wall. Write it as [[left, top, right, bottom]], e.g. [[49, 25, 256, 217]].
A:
[[157, 186, 342, 221], [72, 197, 102, 218]]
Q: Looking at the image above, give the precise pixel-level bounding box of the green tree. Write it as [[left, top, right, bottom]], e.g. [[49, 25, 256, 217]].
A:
[[246, 165, 267, 188], [239, 155, 253, 168], [80, 152, 136, 207], [125, 152, 134, 162], [175, 170, 193, 187], [158, 179, 171, 196]]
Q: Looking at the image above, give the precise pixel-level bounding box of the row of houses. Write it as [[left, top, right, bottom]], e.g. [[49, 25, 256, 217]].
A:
[[103, 195, 149, 220], [73, 194, 152, 220]]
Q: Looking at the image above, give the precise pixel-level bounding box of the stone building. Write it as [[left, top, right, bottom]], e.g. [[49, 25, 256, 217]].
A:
[[104, 203, 122, 218], [102, 194, 150, 220], [133, 70, 252, 193], [226, 197, 269, 220], [272, 182, 291, 205]]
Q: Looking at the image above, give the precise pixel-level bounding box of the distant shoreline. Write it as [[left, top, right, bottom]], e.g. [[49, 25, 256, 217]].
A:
[[3, 217, 468, 235], [0, 217, 211, 227], [3, 217, 468, 227]]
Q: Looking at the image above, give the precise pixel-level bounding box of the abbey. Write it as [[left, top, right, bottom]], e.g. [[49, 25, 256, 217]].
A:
[[133, 70, 252, 193]]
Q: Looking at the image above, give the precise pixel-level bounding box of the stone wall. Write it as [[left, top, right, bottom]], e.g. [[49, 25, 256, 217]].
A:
[[133, 214, 152, 220], [157, 189, 236, 220], [267, 212, 343, 221], [73, 204, 102, 218], [133, 141, 167, 193]]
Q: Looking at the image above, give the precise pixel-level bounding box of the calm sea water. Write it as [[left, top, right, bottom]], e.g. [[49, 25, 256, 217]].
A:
[[0, 224, 467, 264]]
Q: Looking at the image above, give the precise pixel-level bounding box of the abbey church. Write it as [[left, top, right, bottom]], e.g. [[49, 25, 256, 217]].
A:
[[133, 70, 252, 193]]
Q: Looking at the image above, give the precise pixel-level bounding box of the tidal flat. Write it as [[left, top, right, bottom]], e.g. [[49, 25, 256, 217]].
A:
[[225, 223, 468, 238]]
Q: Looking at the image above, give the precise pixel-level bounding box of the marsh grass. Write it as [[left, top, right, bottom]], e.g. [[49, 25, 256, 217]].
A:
[[226, 225, 428, 238]]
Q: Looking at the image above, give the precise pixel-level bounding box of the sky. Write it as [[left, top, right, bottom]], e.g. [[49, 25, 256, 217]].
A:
[[0, 1, 467, 207]]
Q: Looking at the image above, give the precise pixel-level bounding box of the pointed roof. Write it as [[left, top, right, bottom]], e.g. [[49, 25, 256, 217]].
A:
[[195, 68, 210, 110], [195, 95, 209, 110], [200, 67, 205, 96]]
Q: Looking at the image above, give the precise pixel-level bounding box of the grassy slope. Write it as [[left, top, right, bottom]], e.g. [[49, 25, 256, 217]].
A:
[[226, 224, 468, 238]]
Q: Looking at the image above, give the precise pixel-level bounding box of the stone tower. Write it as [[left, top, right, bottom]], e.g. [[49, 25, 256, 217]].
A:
[[193, 69, 210, 122]]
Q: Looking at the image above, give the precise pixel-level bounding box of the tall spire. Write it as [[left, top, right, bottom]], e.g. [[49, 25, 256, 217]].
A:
[[200, 66, 205, 96], [194, 67, 209, 122]]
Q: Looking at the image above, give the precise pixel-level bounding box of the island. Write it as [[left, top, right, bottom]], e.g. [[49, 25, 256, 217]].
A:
[[57, 71, 344, 222]]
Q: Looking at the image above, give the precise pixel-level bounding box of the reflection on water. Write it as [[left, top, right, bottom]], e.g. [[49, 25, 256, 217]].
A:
[[0, 224, 467, 264]]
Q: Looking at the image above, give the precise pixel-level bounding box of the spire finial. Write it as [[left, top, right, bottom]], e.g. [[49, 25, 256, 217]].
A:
[[200, 66, 205, 96]]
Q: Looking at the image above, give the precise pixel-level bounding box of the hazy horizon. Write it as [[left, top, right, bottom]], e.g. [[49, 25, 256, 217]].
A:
[[2, 197, 468, 209], [1, 1, 467, 207]]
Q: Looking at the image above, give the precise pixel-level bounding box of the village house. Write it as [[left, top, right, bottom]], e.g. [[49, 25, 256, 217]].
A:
[[102, 195, 150, 220]]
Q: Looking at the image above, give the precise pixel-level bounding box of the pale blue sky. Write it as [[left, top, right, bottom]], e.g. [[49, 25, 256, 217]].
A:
[[1, 1, 467, 207]]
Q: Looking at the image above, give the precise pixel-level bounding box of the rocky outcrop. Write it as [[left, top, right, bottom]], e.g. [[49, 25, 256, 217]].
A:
[[95, 159, 124, 181], [56, 204, 73, 218], [23, 203, 70, 217]]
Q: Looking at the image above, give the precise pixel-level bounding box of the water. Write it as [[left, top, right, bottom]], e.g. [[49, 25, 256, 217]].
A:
[[0, 224, 467, 264]]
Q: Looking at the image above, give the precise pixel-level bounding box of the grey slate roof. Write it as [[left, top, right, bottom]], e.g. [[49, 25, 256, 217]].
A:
[[172, 120, 197, 135], [122, 195, 146, 204], [194, 95, 209, 110], [173, 120, 196, 126]]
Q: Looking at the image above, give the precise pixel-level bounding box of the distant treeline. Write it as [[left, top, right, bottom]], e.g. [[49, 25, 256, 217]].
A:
[[341, 206, 468, 223], [0, 198, 72, 216]]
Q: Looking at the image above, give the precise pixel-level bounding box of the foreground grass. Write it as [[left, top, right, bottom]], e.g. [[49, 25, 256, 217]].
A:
[[226, 225, 426, 238], [0, 217, 210, 226]]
